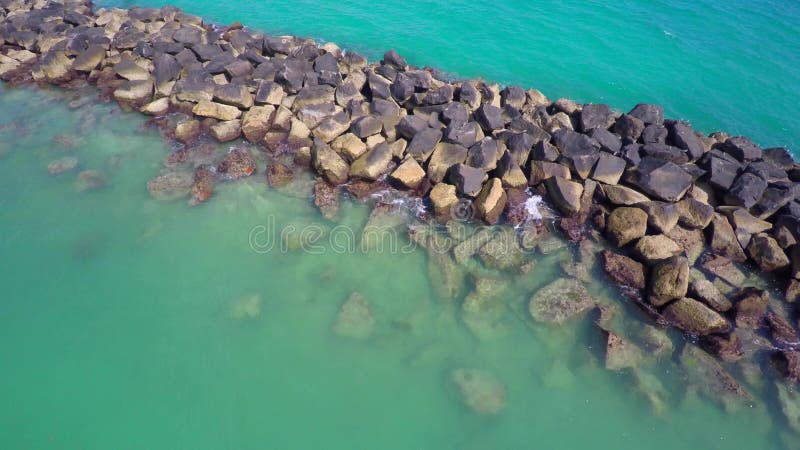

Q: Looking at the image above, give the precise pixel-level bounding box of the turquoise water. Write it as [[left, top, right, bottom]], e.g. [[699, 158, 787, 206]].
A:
[[107, 0, 800, 154], [2, 0, 800, 448]]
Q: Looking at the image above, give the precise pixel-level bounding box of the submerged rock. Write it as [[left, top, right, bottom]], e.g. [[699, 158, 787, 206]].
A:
[[462, 276, 508, 339], [47, 156, 78, 175], [266, 161, 294, 188], [529, 278, 595, 324], [605, 332, 644, 371], [229, 294, 262, 320], [333, 292, 375, 339], [146, 171, 193, 201], [314, 179, 339, 221], [451, 369, 506, 415], [680, 344, 751, 412], [75, 170, 106, 192], [217, 148, 256, 180], [189, 166, 216, 206], [601, 250, 646, 290]]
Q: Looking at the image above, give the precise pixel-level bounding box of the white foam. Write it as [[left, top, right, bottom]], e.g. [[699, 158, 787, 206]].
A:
[[524, 195, 544, 221]]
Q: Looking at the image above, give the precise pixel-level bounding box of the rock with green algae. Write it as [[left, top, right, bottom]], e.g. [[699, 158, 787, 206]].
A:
[[663, 297, 730, 335], [451, 369, 506, 415], [147, 171, 193, 201], [453, 227, 495, 264], [632, 368, 669, 416], [638, 325, 674, 358], [529, 278, 596, 325], [680, 344, 752, 412], [462, 276, 508, 339], [427, 247, 466, 302], [478, 227, 525, 270], [333, 292, 375, 339]]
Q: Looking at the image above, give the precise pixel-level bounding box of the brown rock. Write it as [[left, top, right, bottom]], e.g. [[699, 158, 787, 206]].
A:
[[747, 233, 790, 272], [175, 119, 200, 144], [665, 225, 705, 264], [709, 214, 746, 262], [389, 157, 426, 189], [677, 197, 714, 229], [733, 287, 769, 329], [601, 250, 646, 290], [210, 120, 242, 142], [189, 166, 216, 206], [192, 100, 242, 121], [474, 178, 507, 225], [314, 179, 340, 220], [429, 183, 459, 223], [701, 332, 744, 362], [266, 162, 294, 188], [312, 139, 350, 185], [217, 148, 256, 179], [545, 176, 584, 216], [242, 105, 275, 143]]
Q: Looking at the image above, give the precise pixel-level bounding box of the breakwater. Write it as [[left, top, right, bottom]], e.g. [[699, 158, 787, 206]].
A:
[[2, 0, 800, 426]]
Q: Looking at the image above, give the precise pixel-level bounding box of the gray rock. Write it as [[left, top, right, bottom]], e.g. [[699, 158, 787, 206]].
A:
[[628, 103, 664, 125], [591, 152, 626, 185], [579, 103, 616, 131], [626, 156, 693, 202], [641, 124, 668, 144], [720, 136, 762, 162], [444, 121, 482, 148], [725, 172, 767, 209], [447, 163, 487, 197], [466, 138, 499, 170], [667, 121, 704, 160], [589, 128, 622, 154], [614, 114, 645, 144], [546, 176, 584, 216], [406, 127, 443, 162], [475, 104, 504, 131]]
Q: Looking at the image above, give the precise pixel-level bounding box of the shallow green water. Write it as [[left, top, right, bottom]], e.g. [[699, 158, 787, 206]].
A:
[[3, 0, 800, 448], [0, 86, 792, 449]]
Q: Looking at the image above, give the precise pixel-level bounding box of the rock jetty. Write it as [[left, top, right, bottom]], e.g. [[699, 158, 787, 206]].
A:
[[3, 0, 800, 416]]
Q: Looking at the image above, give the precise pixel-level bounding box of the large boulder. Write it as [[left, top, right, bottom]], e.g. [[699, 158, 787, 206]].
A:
[[667, 121, 704, 160], [427, 142, 469, 183], [640, 201, 679, 233], [192, 100, 241, 121], [474, 178, 507, 225], [649, 255, 689, 306], [447, 163, 487, 197], [591, 152, 626, 185], [632, 234, 682, 264], [626, 156, 693, 202], [664, 297, 730, 335], [751, 181, 800, 219], [628, 104, 664, 125], [312, 139, 350, 184], [677, 198, 714, 229], [406, 128, 443, 162], [702, 151, 742, 191], [733, 287, 769, 329], [545, 176, 584, 216], [602, 184, 650, 206], [720, 136, 762, 162], [552, 129, 600, 179], [529, 278, 595, 324], [478, 228, 524, 270], [314, 180, 340, 221], [724, 171, 767, 209], [606, 207, 648, 246], [217, 148, 256, 179], [601, 250, 646, 290], [579, 103, 616, 131], [429, 183, 459, 222], [389, 157, 426, 189], [349, 142, 392, 181], [746, 233, 790, 272], [451, 369, 506, 415], [689, 279, 732, 312], [708, 215, 747, 261], [242, 105, 275, 143], [146, 171, 194, 201]]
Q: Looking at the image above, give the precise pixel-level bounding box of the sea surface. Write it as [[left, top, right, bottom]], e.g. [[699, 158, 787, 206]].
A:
[[1, 0, 799, 449]]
